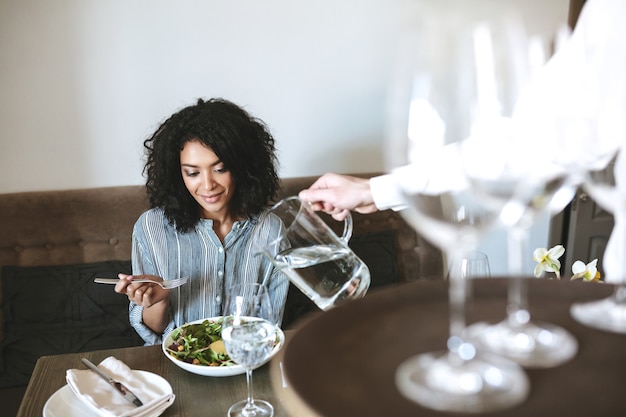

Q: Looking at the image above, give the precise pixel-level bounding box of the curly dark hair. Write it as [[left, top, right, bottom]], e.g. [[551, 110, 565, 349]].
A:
[[143, 98, 280, 233]]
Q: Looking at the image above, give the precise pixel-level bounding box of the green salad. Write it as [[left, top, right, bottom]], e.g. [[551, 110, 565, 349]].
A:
[[165, 318, 235, 367]]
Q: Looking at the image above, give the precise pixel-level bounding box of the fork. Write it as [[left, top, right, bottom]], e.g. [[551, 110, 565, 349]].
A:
[[94, 277, 189, 289]]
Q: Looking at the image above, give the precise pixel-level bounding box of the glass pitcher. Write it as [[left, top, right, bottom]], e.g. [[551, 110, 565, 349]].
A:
[[262, 196, 370, 310]]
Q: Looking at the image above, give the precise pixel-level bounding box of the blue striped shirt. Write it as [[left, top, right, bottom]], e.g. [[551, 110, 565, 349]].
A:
[[129, 208, 289, 345]]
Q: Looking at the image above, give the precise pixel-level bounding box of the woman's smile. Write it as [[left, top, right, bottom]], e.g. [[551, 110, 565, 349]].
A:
[[201, 192, 223, 204]]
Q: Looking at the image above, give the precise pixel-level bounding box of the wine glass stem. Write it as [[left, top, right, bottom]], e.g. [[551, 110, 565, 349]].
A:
[[507, 225, 529, 326], [447, 247, 470, 356], [244, 369, 256, 414]]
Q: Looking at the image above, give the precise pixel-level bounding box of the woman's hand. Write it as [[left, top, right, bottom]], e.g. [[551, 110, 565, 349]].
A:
[[114, 273, 169, 308], [115, 273, 171, 333]]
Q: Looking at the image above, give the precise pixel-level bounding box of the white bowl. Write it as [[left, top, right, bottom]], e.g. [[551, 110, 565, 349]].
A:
[[162, 317, 284, 377]]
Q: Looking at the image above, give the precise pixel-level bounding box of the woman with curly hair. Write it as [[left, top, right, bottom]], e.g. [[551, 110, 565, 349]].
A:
[[114, 98, 289, 345]]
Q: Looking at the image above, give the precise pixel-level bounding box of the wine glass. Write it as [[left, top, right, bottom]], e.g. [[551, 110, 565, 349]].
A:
[[221, 283, 277, 417], [560, 22, 626, 331], [386, 2, 531, 412], [470, 24, 626, 358], [570, 139, 626, 333], [457, 19, 585, 367]]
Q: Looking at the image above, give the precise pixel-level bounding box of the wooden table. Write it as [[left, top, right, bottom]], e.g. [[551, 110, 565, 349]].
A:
[[272, 278, 626, 417], [17, 333, 293, 417]]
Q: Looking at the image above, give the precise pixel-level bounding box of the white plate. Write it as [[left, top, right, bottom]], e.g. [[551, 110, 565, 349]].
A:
[[43, 370, 172, 417], [162, 317, 285, 377]]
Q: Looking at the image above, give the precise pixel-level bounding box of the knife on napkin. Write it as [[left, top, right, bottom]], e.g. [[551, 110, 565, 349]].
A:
[[81, 358, 143, 407]]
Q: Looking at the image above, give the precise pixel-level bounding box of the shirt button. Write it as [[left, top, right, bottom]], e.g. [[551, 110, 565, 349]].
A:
[[218, 247, 224, 253], [215, 295, 221, 303], [218, 271, 223, 277]]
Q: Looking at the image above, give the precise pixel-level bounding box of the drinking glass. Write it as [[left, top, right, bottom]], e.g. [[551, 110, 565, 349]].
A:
[[222, 283, 277, 417], [386, 1, 531, 412], [447, 250, 491, 280]]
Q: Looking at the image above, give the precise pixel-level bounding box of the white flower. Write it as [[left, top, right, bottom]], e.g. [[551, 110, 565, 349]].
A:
[[532, 244, 602, 282], [571, 259, 601, 282], [533, 245, 565, 279]]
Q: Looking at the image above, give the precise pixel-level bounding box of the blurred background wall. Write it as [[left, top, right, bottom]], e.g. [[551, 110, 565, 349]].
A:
[[0, 0, 569, 274]]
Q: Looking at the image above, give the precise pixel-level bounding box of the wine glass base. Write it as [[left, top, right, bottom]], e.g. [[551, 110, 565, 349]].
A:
[[464, 320, 578, 368], [395, 350, 529, 413], [571, 297, 626, 334], [228, 399, 274, 417]]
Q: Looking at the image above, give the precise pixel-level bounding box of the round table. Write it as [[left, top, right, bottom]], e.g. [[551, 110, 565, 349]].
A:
[[271, 278, 626, 416]]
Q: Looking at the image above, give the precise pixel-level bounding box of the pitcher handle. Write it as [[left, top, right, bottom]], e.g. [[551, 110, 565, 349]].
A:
[[341, 212, 353, 243]]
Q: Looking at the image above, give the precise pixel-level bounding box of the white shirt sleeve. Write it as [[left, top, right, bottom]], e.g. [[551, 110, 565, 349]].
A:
[[370, 174, 407, 211]]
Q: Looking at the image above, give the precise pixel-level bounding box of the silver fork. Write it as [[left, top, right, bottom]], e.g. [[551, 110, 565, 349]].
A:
[[94, 277, 189, 289]]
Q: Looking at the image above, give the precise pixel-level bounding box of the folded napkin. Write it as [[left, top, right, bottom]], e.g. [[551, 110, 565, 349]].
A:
[[66, 356, 175, 417]]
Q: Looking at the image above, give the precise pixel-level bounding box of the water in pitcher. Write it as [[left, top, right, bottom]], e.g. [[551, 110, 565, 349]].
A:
[[273, 244, 370, 310]]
